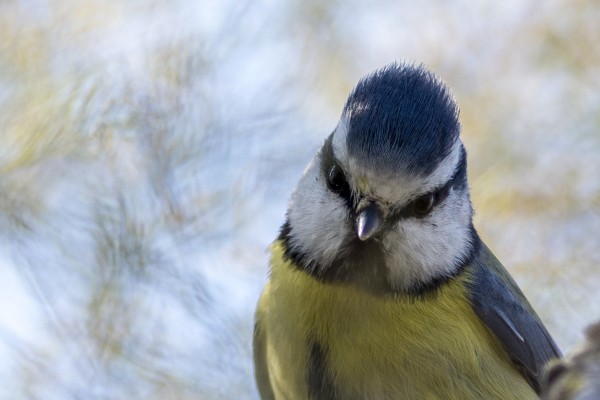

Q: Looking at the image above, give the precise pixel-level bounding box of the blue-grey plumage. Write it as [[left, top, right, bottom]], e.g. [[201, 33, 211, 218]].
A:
[[344, 63, 460, 177], [253, 62, 562, 399], [469, 242, 562, 392]]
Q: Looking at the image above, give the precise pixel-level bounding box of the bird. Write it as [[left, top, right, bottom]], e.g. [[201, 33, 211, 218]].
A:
[[253, 62, 562, 399], [541, 321, 600, 400]]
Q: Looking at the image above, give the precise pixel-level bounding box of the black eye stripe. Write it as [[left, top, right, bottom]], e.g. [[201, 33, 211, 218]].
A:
[[320, 133, 354, 208], [387, 145, 466, 223], [410, 193, 436, 218], [327, 164, 351, 196], [386, 185, 447, 223], [319, 136, 466, 221]]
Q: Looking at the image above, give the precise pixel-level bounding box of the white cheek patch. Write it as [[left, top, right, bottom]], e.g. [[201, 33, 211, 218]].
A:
[[284, 128, 472, 290], [381, 188, 474, 291], [287, 156, 352, 270]]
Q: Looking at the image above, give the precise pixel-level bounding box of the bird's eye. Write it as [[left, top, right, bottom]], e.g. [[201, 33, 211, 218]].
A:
[[410, 193, 435, 218], [327, 164, 350, 196]]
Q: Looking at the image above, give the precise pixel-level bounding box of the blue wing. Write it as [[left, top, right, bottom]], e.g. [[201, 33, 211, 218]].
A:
[[468, 242, 562, 394]]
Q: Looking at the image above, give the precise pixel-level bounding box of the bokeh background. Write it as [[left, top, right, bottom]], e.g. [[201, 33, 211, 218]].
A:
[[1, 0, 599, 398]]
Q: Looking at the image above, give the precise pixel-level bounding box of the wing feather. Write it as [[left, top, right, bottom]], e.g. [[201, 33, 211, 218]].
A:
[[469, 242, 562, 394]]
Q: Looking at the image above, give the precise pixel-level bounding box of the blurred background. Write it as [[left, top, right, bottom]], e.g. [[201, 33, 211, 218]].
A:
[[0, 0, 599, 398]]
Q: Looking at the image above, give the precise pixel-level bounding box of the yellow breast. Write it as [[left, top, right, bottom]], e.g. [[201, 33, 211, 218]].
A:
[[257, 241, 537, 399]]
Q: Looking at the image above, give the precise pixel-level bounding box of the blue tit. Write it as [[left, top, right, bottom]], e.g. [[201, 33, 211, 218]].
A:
[[541, 321, 600, 400], [253, 63, 561, 400]]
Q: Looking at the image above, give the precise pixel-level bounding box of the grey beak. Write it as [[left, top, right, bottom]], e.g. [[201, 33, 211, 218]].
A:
[[356, 202, 382, 241]]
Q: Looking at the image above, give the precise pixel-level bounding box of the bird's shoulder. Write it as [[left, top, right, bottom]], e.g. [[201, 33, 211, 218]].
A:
[[466, 241, 562, 394]]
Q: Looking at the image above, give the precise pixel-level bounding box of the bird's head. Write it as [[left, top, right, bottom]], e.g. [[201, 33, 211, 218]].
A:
[[282, 63, 477, 294]]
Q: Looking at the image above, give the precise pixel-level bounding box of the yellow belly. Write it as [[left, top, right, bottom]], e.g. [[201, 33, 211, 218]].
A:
[[257, 241, 537, 400]]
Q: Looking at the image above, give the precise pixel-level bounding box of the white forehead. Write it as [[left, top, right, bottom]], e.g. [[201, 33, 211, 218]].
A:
[[332, 115, 462, 204]]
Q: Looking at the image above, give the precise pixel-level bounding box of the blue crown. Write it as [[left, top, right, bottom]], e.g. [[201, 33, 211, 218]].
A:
[[344, 63, 460, 176]]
